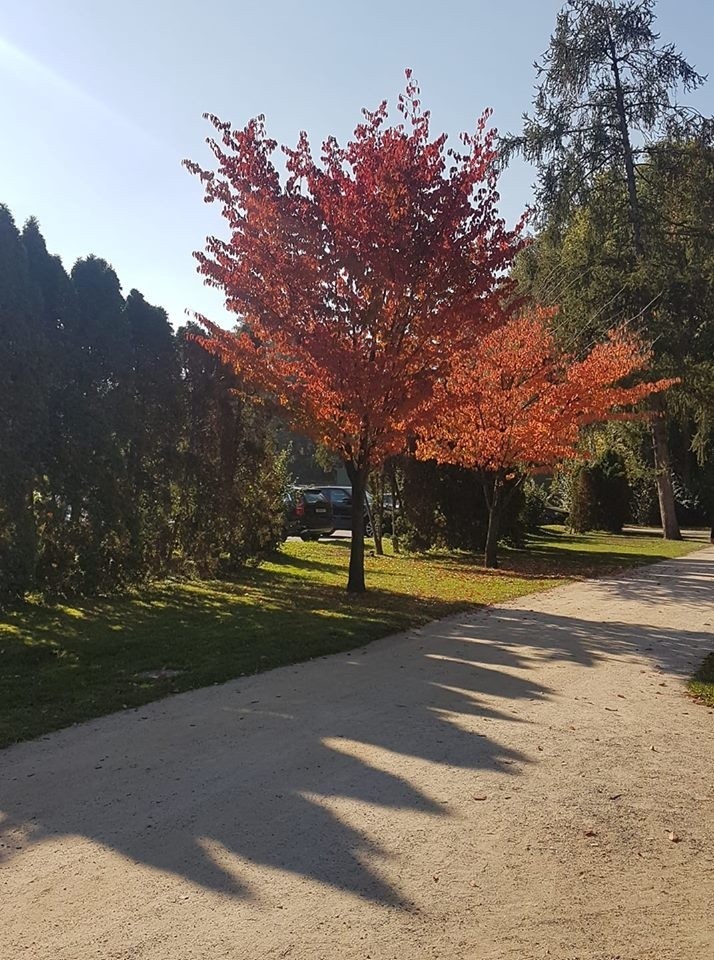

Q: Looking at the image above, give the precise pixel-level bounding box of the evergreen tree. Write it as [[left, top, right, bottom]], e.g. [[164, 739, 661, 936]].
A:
[[124, 289, 183, 575], [504, 0, 712, 539], [1, 204, 290, 602], [66, 257, 134, 592], [176, 326, 286, 577], [21, 218, 80, 593], [515, 143, 714, 534], [0, 207, 45, 601], [569, 451, 631, 533]]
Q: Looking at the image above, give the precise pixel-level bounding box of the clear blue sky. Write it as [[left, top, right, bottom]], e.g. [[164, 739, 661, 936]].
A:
[[1, 0, 711, 328]]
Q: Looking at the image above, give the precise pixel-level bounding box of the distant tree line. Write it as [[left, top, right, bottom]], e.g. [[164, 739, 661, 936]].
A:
[[0, 205, 286, 605]]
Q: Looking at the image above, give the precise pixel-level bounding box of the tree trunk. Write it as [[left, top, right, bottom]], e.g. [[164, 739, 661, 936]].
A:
[[484, 500, 501, 568], [390, 463, 401, 554], [651, 416, 682, 540], [607, 25, 645, 258], [370, 468, 384, 556], [482, 472, 502, 569], [345, 463, 367, 593]]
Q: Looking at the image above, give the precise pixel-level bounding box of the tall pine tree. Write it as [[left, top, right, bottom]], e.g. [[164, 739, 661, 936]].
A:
[[0, 208, 45, 601], [67, 257, 134, 591], [125, 289, 184, 574], [504, 0, 712, 539]]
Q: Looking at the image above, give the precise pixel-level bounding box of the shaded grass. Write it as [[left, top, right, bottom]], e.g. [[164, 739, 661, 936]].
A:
[[0, 527, 703, 747], [688, 653, 714, 707]]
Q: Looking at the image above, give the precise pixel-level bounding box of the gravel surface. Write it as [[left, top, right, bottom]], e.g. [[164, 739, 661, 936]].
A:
[[2, 547, 713, 960]]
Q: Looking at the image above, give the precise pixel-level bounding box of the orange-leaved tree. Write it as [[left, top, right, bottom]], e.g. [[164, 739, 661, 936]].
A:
[[184, 74, 524, 592], [417, 309, 673, 568]]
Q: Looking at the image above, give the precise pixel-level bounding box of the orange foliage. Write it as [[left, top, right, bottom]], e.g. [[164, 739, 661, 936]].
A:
[[184, 74, 524, 477], [417, 309, 674, 475]]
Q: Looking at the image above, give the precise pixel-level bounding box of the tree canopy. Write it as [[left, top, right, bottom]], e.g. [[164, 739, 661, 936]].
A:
[[417, 309, 671, 565]]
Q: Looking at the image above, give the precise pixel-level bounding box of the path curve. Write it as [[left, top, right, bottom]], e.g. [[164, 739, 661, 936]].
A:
[[2, 549, 713, 960]]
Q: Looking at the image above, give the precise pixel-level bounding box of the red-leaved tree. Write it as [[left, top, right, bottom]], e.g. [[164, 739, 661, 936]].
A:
[[417, 310, 673, 567], [185, 74, 524, 591]]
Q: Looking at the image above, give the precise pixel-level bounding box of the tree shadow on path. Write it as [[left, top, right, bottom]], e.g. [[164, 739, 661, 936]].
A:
[[1, 554, 712, 906]]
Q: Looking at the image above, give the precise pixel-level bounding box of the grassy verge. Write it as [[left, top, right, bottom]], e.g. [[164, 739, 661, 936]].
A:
[[0, 527, 703, 748], [688, 653, 714, 707]]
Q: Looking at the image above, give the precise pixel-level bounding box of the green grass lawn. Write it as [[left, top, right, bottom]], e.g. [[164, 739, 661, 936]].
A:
[[688, 653, 714, 708], [0, 527, 703, 748]]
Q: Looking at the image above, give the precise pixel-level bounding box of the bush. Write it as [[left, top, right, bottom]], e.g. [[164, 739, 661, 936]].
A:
[[569, 464, 599, 533], [397, 458, 530, 553], [569, 450, 631, 533], [630, 472, 660, 525], [519, 479, 549, 533], [398, 459, 487, 552]]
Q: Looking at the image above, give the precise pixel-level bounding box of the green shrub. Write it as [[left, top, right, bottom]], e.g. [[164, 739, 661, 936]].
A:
[[398, 458, 528, 553], [521, 479, 548, 531], [569, 451, 631, 533]]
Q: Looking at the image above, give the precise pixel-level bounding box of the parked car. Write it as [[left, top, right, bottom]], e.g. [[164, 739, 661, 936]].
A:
[[293, 485, 368, 535], [300, 485, 388, 537], [283, 488, 334, 540]]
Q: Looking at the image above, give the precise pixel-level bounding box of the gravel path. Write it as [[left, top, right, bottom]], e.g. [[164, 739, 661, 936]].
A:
[[2, 548, 713, 960]]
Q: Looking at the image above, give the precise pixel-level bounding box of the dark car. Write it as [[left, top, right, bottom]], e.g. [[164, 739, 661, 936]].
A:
[[302, 485, 381, 536], [283, 488, 334, 540]]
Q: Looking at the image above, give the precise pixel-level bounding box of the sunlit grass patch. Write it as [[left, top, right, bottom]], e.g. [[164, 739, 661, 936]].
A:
[[0, 527, 704, 747]]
